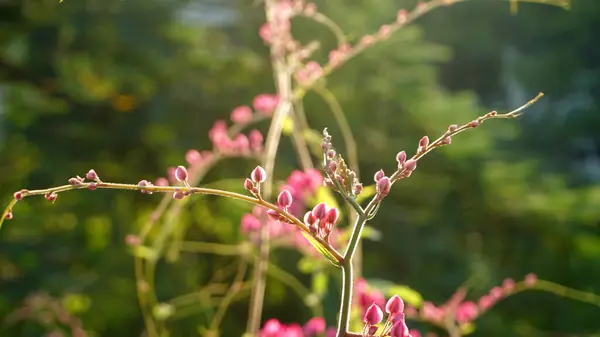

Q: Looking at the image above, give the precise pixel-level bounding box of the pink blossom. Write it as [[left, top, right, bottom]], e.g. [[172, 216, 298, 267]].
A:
[[303, 317, 326, 336], [455, 301, 478, 323], [478, 294, 495, 310], [249, 129, 264, 153], [253, 94, 279, 116], [230, 106, 253, 124], [185, 150, 203, 166], [524, 273, 538, 286]]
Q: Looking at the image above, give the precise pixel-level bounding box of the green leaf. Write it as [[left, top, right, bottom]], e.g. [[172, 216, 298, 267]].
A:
[[355, 184, 377, 204], [301, 231, 341, 267], [367, 279, 424, 308]]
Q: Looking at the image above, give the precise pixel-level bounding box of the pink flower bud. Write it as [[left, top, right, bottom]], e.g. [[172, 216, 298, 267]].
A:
[[312, 202, 327, 220], [304, 211, 316, 226], [397, 9, 408, 24], [469, 120, 480, 128], [244, 178, 254, 191], [5, 211, 13, 220], [442, 137, 452, 145], [253, 94, 279, 116], [185, 150, 203, 165], [173, 189, 185, 200], [325, 207, 339, 225], [418, 136, 429, 152], [409, 329, 421, 337], [230, 106, 253, 124], [363, 303, 383, 325], [88, 182, 98, 190], [490, 286, 503, 299], [396, 151, 407, 165], [259, 23, 272, 43], [403, 159, 417, 172], [155, 177, 169, 186], [86, 169, 99, 181], [368, 325, 378, 335], [250, 166, 267, 183], [376, 177, 391, 197], [477, 294, 495, 310], [249, 129, 264, 153], [13, 191, 23, 200], [378, 24, 392, 39], [125, 234, 141, 246], [502, 278, 515, 292], [455, 301, 478, 323], [385, 295, 405, 315], [303, 317, 325, 335], [45, 192, 58, 203], [175, 166, 188, 182], [390, 320, 408, 337], [524, 273, 537, 286], [277, 190, 293, 208], [448, 124, 458, 132], [374, 169, 385, 182], [353, 183, 363, 195]]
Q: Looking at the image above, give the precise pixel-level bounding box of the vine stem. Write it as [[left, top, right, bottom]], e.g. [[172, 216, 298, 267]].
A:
[[1, 182, 342, 264]]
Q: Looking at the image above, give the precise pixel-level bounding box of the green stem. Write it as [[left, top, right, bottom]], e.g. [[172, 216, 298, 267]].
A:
[[337, 213, 367, 337]]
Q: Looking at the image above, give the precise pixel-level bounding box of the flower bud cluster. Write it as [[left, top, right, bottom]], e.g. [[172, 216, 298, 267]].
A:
[[362, 294, 415, 337], [303, 202, 339, 242], [259, 316, 334, 337], [321, 129, 363, 199], [209, 119, 265, 157]]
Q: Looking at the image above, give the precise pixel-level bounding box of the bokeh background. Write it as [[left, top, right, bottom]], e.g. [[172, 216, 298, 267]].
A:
[[1, 0, 599, 336]]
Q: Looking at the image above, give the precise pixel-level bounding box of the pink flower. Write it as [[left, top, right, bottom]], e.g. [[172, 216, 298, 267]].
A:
[[303, 317, 326, 336], [502, 278, 515, 292], [478, 294, 495, 310], [185, 150, 203, 166], [253, 94, 279, 116], [230, 106, 253, 124], [249, 129, 264, 153], [455, 301, 478, 323], [363, 303, 383, 325], [241, 214, 261, 233], [386, 295, 405, 316], [524, 273, 538, 286]]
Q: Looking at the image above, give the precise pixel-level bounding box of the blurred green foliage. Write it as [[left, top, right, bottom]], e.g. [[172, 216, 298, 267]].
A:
[[0, 0, 598, 336]]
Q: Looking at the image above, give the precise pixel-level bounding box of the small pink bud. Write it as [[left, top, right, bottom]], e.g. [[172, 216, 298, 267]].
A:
[[68, 177, 83, 186], [374, 169, 385, 182], [385, 295, 405, 315], [448, 124, 458, 132], [86, 169, 99, 181], [155, 177, 169, 186], [259, 23, 272, 43], [250, 166, 267, 183], [303, 317, 325, 335], [5, 211, 13, 220], [138, 180, 149, 193], [249, 129, 264, 152], [125, 234, 141, 246], [325, 207, 339, 225], [277, 190, 293, 208], [403, 159, 417, 172], [303, 2, 317, 16], [469, 120, 480, 128], [397, 9, 408, 23], [87, 182, 98, 190], [185, 150, 203, 165], [488, 110, 498, 116], [502, 278, 515, 292], [303, 212, 316, 228], [418, 136, 429, 152], [478, 294, 495, 310], [390, 320, 408, 337], [409, 329, 421, 337], [524, 273, 537, 286], [175, 166, 188, 182], [327, 161, 337, 173], [173, 190, 185, 200], [396, 151, 407, 165], [490, 286, 503, 299], [353, 183, 363, 195], [45, 192, 58, 203], [378, 24, 392, 39], [455, 301, 478, 323], [359, 34, 375, 46], [363, 303, 383, 325], [253, 94, 279, 116], [327, 149, 336, 159], [13, 191, 23, 200], [367, 325, 378, 335], [442, 137, 452, 145], [376, 177, 391, 197], [230, 106, 253, 124], [312, 202, 327, 220], [244, 178, 254, 191]]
